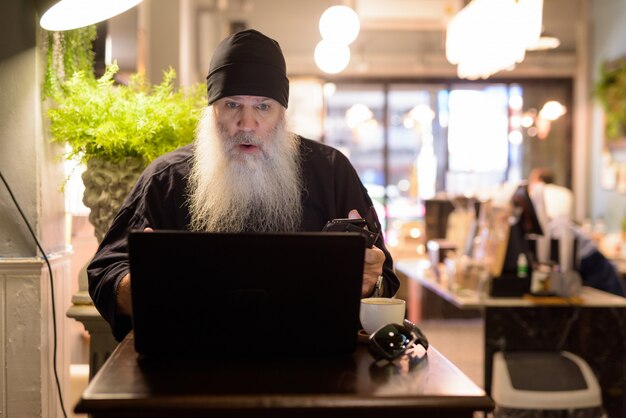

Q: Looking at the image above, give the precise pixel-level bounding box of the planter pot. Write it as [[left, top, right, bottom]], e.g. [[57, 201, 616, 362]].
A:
[[81, 157, 146, 242]]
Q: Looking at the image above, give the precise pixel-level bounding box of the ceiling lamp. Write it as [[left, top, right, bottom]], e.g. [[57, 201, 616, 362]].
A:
[[526, 34, 561, 51], [319, 5, 360, 45], [315, 5, 360, 74], [538, 100, 566, 121], [314, 40, 351, 74], [39, 0, 143, 31], [446, 0, 544, 80]]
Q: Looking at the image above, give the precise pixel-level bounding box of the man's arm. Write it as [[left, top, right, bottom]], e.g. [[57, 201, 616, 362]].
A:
[[293, 138, 401, 297], [87, 215, 138, 341], [113, 226, 154, 316], [88, 188, 154, 340], [88, 148, 193, 341]]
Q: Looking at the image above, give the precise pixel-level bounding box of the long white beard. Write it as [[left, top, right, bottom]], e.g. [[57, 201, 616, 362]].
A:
[[188, 107, 303, 233]]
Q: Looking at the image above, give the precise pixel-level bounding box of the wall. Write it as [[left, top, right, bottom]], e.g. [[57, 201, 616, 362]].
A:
[[0, 2, 66, 258], [0, 1, 40, 257], [144, 0, 181, 85], [0, 1, 71, 417], [590, 0, 626, 231]]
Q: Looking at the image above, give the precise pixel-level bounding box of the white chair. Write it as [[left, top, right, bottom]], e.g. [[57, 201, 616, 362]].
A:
[[491, 351, 604, 415]]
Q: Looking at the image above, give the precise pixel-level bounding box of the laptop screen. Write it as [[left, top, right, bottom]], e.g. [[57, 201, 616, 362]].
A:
[[128, 231, 366, 358]]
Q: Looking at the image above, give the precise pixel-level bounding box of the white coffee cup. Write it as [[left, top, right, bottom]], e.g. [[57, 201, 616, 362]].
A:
[[359, 297, 406, 335]]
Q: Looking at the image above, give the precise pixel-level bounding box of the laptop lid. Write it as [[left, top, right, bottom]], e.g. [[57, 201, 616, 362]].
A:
[[128, 231, 365, 358]]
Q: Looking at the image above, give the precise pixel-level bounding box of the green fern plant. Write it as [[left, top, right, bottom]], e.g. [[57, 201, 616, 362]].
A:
[[595, 58, 626, 142], [47, 62, 206, 164], [44, 26, 206, 164]]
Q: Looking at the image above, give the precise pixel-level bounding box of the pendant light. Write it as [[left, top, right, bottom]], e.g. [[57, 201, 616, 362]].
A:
[[38, 0, 143, 31]]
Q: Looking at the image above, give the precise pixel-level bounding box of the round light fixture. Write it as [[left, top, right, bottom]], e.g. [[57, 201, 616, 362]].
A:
[[526, 35, 561, 51], [539, 100, 566, 121], [314, 40, 350, 74], [318, 5, 360, 45], [40, 0, 143, 31]]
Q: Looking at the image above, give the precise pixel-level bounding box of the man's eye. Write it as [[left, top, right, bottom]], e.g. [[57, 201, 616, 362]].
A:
[[226, 102, 239, 109], [258, 103, 270, 111]]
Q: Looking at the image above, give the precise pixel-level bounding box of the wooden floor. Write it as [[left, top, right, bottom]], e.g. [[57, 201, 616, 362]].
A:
[[419, 318, 485, 388]]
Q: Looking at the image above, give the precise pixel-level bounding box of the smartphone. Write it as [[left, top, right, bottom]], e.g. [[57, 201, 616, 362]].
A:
[[322, 218, 379, 247], [323, 218, 368, 229]]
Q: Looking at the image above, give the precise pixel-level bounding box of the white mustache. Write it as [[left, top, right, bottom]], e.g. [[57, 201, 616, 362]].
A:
[[231, 133, 261, 147]]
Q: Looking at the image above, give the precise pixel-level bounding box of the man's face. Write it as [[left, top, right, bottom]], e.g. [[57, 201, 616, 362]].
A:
[[188, 96, 302, 233], [213, 95, 284, 161]]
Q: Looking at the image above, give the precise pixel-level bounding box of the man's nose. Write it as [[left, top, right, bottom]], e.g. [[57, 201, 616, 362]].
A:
[[237, 107, 258, 132]]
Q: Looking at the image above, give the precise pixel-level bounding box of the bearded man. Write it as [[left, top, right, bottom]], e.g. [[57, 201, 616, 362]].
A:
[[88, 29, 400, 341]]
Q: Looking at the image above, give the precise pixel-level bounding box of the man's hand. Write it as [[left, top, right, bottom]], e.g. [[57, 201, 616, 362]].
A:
[[115, 273, 132, 315], [115, 227, 153, 316], [348, 210, 384, 296]]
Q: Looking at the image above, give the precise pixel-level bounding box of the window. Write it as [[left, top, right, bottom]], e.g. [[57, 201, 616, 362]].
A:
[[322, 79, 572, 252]]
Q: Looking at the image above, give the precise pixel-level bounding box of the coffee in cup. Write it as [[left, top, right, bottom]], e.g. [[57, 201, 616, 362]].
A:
[[359, 297, 406, 335]]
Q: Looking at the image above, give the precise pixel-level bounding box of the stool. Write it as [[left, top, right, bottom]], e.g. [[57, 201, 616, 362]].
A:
[[492, 351, 602, 413]]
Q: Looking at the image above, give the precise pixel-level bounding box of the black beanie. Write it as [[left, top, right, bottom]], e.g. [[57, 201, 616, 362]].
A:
[[206, 29, 289, 108]]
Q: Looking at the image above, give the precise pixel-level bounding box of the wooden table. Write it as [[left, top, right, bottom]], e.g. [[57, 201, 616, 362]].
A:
[[75, 333, 494, 418], [396, 258, 626, 418]]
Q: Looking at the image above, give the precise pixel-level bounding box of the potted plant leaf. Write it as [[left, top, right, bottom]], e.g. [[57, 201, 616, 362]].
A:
[[44, 27, 206, 241], [595, 58, 626, 144]]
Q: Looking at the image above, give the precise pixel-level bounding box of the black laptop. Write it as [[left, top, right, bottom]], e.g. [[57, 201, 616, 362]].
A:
[[128, 231, 365, 359]]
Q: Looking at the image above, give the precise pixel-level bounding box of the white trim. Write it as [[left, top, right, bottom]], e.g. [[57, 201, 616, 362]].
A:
[[0, 247, 73, 273], [0, 249, 73, 418]]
